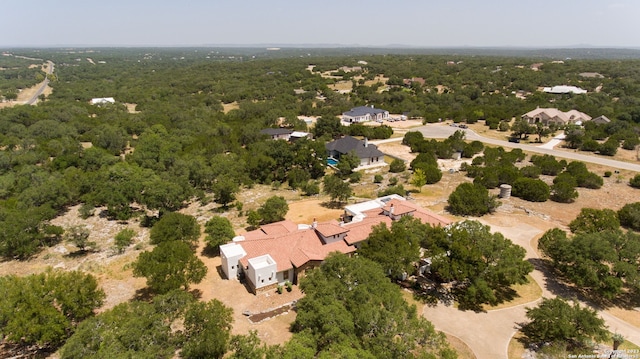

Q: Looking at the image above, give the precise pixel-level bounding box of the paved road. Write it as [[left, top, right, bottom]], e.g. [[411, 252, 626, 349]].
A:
[[26, 61, 53, 105], [372, 123, 640, 172]]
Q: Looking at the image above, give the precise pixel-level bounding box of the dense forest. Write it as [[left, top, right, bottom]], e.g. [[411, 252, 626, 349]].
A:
[[1, 47, 640, 357]]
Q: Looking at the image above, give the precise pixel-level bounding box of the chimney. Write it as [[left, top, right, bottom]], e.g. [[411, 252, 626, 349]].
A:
[[312, 218, 317, 229], [371, 104, 374, 108], [389, 203, 395, 216], [364, 137, 368, 147]]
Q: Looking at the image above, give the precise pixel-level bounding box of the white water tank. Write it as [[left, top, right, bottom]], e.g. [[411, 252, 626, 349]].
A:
[[499, 184, 512, 198]]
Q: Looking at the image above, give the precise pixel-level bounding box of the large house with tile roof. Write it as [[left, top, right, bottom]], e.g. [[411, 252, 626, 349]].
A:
[[342, 106, 389, 123], [522, 107, 591, 126], [220, 195, 452, 294], [326, 135, 385, 167]]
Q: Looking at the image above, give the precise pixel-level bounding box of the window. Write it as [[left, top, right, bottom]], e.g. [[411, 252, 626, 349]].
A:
[[231, 265, 235, 269], [283, 271, 289, 280]]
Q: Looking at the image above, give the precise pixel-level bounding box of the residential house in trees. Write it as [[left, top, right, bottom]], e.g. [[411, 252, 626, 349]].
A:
[[342, 105, 389, 123], [260, 128, 293, 140], [219, 195, 452, 294], [325, 135, 385, 167], [591, 115, 611, 125], [522, 108, 591, 126]]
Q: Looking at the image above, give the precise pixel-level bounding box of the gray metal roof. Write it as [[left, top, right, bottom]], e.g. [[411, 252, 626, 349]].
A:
[[326, 136, 385, 159], [343, 106, 388, 117]]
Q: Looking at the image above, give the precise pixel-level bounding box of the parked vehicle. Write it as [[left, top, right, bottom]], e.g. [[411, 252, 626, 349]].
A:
[[508, 137, 520, 143]]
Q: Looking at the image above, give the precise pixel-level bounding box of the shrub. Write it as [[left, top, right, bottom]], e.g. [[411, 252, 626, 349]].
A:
[[630, 174, 640, 188], [618, 202, 640, 231], [604, 171, 612, 177], [373, 174, 383, 183], [512, 178, 550, 202], [388, 176, 398, 185], [114, 228, 136, 253], [389, 158, 406, 173], [302, 181, 320, 196], [448, 183, 500, 216], [79, 204, 95, 219]]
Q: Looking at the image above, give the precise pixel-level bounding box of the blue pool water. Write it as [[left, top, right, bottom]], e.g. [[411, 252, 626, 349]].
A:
[[327, 158, 338, 166]]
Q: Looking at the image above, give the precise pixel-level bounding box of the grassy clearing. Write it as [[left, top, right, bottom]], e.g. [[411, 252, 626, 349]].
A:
[[483, 274, 542, 311]]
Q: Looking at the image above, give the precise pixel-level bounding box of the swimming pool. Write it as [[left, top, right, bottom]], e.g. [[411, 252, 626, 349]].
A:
[[327, 158, 339, 166]]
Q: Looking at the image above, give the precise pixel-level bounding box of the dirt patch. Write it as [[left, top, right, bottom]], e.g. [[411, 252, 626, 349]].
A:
[[222, 101, 239, 113], [124, 103, 139, 113], [249, 302, 295, 323]]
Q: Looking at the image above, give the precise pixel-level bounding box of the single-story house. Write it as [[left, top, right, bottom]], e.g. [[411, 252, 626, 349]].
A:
[[90, 97, 115, 105], [220, 195, 452, 294], [260, 128, 311, 141], [522, 108, 591, 126], [342, 106, 389, 123], [325, 136, 385, 167], [260, 128, 293, 140]]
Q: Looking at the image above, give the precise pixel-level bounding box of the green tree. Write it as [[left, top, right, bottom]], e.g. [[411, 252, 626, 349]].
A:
[[213, 176, 240, 208], [521, 297, 609, 350], [149, 212, 201, 246], [60, 291, 194, 359], [65, 225, 96, 252], [426, 220, 533, 310], [323, 175, 352, 203], [0, 270, 105, 351], [359, 217, 423, 278], [511, 118, 533, 139], [336, 151, 360, 176], [411, 168, 427, 192], [630, 174, 640, 188], [569, 208, 620, 234], [114, 228, 136, 253], [204, 216, 235, 252], [389, 158, 406, 173], [539, 228, 640, 300], [133, 241, 207, 294], [291, 253, 456, 358], [182, 299, 234, 359], [512, 177, 550, 202], [257, 196, 289, 224], [551, 173, 579, 203], [448, 182, 500, 216], [618, 202, 640, 231]]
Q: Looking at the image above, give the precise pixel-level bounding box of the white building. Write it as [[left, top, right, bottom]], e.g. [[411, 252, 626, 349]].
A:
[[220, 242, 247, 280]]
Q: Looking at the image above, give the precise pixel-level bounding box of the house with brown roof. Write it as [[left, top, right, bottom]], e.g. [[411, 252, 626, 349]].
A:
[[220, 195, 452, 294], [522, 107, 591, 126]]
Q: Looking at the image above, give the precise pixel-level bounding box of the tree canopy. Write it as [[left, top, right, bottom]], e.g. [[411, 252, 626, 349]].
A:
[[521, 297, 609, 351], [0, 269, 105, 351], [133, 240, 207, 294], [290, 253, 457, 359], [423, 220, 533, 310]]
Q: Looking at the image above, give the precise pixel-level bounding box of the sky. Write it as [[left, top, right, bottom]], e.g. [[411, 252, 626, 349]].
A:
[[1, 0, 638, 48]]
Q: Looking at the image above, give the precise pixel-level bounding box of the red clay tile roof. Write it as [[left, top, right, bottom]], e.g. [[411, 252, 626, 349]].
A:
[[238, 227, 355, 272], [315, 220, 349, 237], [383, 199, 417, 216], [343, 216, 392, 245]]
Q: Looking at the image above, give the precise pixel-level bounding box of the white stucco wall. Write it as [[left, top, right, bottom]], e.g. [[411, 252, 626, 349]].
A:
[[247, 254, 278, 290]]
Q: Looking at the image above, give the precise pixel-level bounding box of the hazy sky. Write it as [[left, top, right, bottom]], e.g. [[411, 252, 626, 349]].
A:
[[1, 0, 638, 48]]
